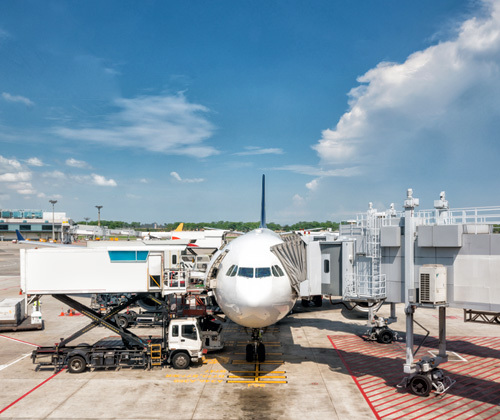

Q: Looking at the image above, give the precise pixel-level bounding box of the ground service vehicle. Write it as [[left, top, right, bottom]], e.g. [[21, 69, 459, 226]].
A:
[[32, 317, 205, 373]]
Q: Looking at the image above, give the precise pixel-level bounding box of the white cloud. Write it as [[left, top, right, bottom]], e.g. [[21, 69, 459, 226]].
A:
[[0, 171, 31, 182], [0, 155, 22, 171], [2, 92, 34, 107], [235, 147, 284, 156], [91, 174, 117, 187], [313, 0, 500, 172], [26, 157, 45, 167], [66, 158, 89, 168], [42, 170, 66, 179], [7, 182, 35, 195], [275, 165, 361, 177], [139, 178, 149, 184], [306, 179, 319, 191], [170, 171, 204, 183], [52, 93, 218, 158], [292, 194, 305, 206]]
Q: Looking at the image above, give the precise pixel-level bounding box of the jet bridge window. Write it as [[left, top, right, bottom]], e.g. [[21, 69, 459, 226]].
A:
[[272, 265, 284, 277], [255, 267, 271, 278], [238, 267, 254, 278]]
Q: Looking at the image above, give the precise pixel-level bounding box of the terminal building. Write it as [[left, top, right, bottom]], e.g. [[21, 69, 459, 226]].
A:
[[0, 209, 74, 242]]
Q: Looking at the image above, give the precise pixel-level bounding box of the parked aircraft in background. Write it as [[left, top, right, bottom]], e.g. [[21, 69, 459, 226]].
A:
[[206, 175, 304, 363]]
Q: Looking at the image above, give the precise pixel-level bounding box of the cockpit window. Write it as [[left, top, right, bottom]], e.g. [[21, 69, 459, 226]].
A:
[[272, 265, 285, 277], [255, 267, 271, 278], [238, 267, 254, 278], [226, 265, 239, 276]]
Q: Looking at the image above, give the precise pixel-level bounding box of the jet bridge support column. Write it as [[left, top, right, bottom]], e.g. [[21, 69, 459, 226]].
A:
[[403, 189, 419, 373]]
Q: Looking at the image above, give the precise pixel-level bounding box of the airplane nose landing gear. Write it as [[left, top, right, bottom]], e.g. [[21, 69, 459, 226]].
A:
[[246, 328, 266, 362]]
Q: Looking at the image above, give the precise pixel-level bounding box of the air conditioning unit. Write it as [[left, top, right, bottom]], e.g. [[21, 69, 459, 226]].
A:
[[419, 264, 447, 304]]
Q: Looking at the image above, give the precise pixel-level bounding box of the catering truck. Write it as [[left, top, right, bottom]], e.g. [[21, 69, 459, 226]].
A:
[[32, 316, 205, 373]]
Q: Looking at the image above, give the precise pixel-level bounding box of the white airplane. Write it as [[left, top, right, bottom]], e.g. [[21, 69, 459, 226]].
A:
[[206, 175, 300, 362]]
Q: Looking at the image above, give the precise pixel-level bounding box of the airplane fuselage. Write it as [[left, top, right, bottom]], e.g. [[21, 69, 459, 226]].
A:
[[212, 228, 296, 329]]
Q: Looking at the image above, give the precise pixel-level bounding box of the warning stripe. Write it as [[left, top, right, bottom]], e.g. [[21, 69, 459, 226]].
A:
[[0, 369, 65, 414], [0, 334, 39, 347], [329, 335, 500, 420]]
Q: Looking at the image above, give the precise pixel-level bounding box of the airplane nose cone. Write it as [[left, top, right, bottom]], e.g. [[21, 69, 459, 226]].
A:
[[237, 278, 272, 307]]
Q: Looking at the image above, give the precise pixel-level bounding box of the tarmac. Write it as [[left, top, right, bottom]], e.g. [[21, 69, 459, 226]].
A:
[[0, 241, 499, 420]]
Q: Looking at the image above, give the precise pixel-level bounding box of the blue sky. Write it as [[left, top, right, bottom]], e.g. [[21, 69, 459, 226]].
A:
[[1, 0, 499, 224]]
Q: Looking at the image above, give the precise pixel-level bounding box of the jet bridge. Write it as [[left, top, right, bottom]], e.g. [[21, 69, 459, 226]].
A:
[[336, 189, 500, 396]]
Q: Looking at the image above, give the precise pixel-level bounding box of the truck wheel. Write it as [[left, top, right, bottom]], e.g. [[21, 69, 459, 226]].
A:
[[68, 355, 86, 374], [117, 316, 128, 329], [172, 352, 190, 369]]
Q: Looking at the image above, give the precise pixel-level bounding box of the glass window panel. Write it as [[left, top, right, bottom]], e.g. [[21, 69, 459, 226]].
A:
[[238, 267, 254, 278]]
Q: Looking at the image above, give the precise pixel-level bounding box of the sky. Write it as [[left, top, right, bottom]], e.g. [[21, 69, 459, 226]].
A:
[[1, 0, 500, 224]]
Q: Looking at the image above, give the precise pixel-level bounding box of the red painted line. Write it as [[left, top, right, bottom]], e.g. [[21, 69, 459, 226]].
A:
[[358, 376, 382, 385], [361, 378, 387, 388], [447, 401, 492, 420], [0, 334, 39, 347], [329, 336, 382, 420], [451, 358, 500, 376], [0, 369, 65, 414], [0, 286, 19, 291], [484, 409, 500, 419], [365, 383, 396, 395], [424, 379, 500, 420], [372, 392, 418, 408]]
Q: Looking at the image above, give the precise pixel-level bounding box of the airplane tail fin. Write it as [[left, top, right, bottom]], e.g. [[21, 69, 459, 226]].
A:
[[260, 174, 266, 228], [174, 223, 184, 232], [15, 230, 25, 241]]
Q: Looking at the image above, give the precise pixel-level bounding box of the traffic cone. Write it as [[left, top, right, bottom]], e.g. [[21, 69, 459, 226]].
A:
[[69, 309, 74, 316], [59, 308, 65, 316]]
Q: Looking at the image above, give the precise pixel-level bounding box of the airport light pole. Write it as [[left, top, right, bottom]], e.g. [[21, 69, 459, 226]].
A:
[[84, 217, 90, 225], [49, 200, 57, 242], [95, 206, 103, 227]]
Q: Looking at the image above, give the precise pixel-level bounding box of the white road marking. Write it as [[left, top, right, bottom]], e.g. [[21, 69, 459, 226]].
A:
[[0, 353, 31, 371]]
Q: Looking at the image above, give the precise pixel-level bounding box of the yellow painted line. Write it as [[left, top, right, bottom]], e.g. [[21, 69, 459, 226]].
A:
[[229, 371, 286, 374], [228, 375, 287, 379], [234, 353, 282, 356], [231, 360, 284, 364], [227, 380, 287, 384]]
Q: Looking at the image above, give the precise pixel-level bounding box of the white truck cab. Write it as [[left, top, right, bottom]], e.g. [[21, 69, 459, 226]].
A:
[[167, 317, 204, 369]]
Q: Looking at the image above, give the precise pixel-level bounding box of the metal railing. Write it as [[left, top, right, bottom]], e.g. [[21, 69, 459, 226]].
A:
[[343, 273, 386, 300]]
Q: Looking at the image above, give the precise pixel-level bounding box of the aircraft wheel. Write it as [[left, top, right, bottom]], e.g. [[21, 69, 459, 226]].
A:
[[409, 374, 432, 397], [377, 329, 394, 344], [246, 344, 254, 362], [68, 355, 86, 374], [257, 343, 266, 363]]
